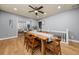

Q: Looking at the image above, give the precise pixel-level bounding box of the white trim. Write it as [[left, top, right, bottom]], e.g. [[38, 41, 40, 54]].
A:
[[50, 30, 66, 33], [42, 29, 66, 33], [61, 41, 69, 44], [66, 28, 69, 44], [61, 42, 68, 44], [69, 40, 79, 43], [0, 36, 17, 40]]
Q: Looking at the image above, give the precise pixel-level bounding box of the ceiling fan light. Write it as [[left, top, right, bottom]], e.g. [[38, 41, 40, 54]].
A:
[[34, 10, 38, 13]]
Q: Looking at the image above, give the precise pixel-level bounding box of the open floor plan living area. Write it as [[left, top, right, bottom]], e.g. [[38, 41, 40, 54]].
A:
[[0, 4, 79, 55]]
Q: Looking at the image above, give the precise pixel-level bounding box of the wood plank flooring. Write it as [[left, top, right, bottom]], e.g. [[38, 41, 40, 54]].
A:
[[0, 35, 79, 55]]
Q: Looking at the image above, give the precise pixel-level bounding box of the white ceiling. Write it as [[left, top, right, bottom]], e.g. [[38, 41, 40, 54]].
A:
[[0, 4, 78, 20]]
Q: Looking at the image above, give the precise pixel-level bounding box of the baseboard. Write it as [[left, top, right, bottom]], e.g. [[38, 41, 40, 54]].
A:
[[61, 42, 68, 44], [0, 36, 18, 40], [69, 40, 79, 48]]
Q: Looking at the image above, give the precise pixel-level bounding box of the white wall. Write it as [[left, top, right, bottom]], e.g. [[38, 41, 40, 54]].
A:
[[41, 8, 79, 41], [0, 11, 18, 39], [0, 11, 37, 40]]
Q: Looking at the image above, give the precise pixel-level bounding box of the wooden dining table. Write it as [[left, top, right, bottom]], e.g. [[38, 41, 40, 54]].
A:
[[26, 31, 53, 55]]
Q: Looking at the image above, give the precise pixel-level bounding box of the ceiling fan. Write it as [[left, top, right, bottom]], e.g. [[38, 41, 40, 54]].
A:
[[28, 5, 45, 16]]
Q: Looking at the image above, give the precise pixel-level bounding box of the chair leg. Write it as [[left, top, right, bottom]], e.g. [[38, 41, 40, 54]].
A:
[[59, 47, 62, 55], [59, 50, 62, 55], [26, 46, 29, 52], [26, 42, 29, 52], [31, 48, 34, 55], [24, 39, 26, 45], [40, 46, 41, 52], [24, 41, 25, 45]]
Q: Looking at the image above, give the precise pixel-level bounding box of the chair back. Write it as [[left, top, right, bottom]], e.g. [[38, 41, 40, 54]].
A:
[[53, 37, 61, 55]]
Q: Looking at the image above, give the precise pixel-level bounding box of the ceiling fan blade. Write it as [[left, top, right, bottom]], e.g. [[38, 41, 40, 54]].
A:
[[37, 6, 43, 10], [35, 12, 38, 15], [28, 5, 35, 9], [38, 11, 44, 14]]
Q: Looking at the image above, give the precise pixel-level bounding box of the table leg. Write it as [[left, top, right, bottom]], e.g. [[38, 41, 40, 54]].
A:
[[41, 40, 46, 55]]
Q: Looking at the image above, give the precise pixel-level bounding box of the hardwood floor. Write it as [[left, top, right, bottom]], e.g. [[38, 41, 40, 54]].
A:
[[0, 35, 79, 55]]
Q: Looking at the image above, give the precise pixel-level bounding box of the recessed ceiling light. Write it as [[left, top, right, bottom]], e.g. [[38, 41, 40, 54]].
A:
[[44, 13, 47, 14], [13, 8, 18, 11], [58, 6, 61, 9]]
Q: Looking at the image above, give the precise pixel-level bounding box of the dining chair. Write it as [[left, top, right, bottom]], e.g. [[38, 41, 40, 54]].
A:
[[26, 34, 41, 55], [24, 32, 29, 51], [45, 36, 61, 55]]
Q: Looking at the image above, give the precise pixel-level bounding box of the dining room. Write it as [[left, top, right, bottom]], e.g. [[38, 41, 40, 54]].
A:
[[0, 4, 79, 55]]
